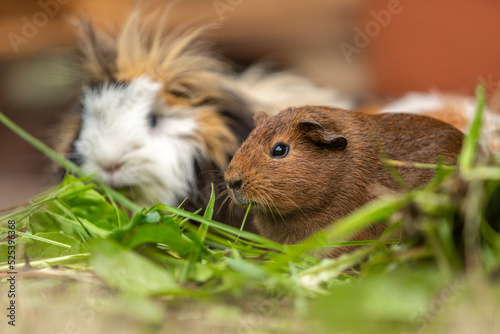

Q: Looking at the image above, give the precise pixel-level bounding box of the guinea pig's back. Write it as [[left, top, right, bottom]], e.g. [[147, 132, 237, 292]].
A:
[[372, 113, 464, 163], [369, 112, 464, 188]]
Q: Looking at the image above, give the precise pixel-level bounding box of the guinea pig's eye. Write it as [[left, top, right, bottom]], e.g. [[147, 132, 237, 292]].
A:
[[168, 89, 190, 99], [147, 114, 159, 128], [270, 143, 289, 158]]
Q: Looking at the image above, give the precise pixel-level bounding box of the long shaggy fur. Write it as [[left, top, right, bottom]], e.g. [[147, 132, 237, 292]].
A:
[[58, 9, 256, 228]]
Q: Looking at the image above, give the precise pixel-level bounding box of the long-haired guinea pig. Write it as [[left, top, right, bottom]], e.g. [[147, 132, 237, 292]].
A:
[[53, 9, 350, 229], [225, 106, 464, 255]]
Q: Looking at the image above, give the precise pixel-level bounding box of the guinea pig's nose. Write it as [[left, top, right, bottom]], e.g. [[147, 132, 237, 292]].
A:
[[226, 178, 243, 190], [101, 161, 124, 173]]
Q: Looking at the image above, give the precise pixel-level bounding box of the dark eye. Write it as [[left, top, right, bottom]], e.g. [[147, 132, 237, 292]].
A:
[[169, 89, 189, 99], [147, 114, 159, 128], [270, 143, 289, 158]]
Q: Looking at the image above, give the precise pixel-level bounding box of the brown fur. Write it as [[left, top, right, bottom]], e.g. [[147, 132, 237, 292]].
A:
[[225, 106, 464, 256]]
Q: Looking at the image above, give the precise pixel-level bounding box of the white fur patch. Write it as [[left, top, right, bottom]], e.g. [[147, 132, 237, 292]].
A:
[[382, 92, 446, 114], [76, 76, 202, 206]]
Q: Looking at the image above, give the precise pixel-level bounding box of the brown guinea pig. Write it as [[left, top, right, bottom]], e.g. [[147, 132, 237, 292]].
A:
[[224, 106, 464, 256]]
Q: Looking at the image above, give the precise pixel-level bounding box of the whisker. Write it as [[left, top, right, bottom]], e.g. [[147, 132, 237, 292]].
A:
[[44, 54, 79, 65], [38, 72, 81, 80], [278, 193, 307, 219], [215, 192, 232, 217], [260, 191, 285, 228], [215, 186, 228, 201], [219, 193, 231, 209], [253, 188, 275, 223], [227, 201, 235, 227]]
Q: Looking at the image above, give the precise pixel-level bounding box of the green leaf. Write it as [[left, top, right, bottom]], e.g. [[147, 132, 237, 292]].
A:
[[45, 210, 110, 239], [23, 232, 88, 261], [113, 223, 194, 258], [26, 175, 128, 240], [90, 239, 183, 296]]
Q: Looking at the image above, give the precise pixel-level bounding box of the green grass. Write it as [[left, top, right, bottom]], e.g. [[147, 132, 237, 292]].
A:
[[1, 84, 499, 333]]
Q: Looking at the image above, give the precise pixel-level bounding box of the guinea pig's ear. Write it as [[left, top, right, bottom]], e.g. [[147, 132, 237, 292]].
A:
[[74, 18, 117, 81], [253, 112, 270, 127], [298, 119, 347, 150]]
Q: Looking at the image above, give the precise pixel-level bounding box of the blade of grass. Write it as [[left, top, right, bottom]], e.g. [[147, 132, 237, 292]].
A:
[[299, 246, 375, 289], [180, 185, 216, 283], [323, 194, 412, 242], [0, 227, 72, 248], [0, 182, 84, 222], [53, 199, 92, 238], [45, 209, 110, 239], [0, 111, 76, 171], [101, 186, 125, 228], [459, 83, 486, 174], [0, 253, 91, 271], [149, 204, 285, 252], [369, 125, 408, 190], [235, 203, 252, 243], [240, 203, 252, 232], [287, 239, 401, 249], [1, 198, 57, 223], [466, 166, 500, 180], [385, 159, 455, 171], [295, 193, 413, 257], [199, 184, 216, 241]]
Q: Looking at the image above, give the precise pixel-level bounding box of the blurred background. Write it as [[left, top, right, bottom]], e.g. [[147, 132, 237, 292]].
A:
[[1, 0, 499, 208]]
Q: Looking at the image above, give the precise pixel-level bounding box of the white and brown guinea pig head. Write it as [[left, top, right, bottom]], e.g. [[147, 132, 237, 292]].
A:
[[225, 106, 350, 217], [56, 9, 254, 208]]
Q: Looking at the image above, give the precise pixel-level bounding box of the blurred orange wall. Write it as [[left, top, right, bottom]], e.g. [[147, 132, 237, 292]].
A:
[[364, 0, 500, 96]]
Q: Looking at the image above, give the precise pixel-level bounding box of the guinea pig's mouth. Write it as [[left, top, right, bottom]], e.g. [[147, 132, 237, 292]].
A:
[[98, 173, 138, 195], [228, 189, 251, 207], [229, 190, 271, 213]]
